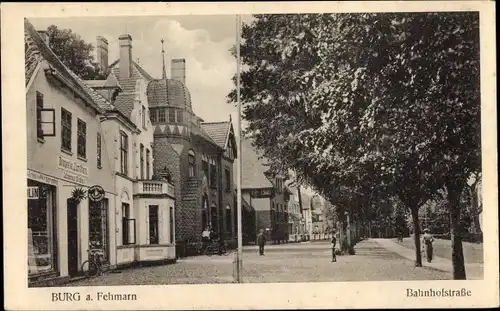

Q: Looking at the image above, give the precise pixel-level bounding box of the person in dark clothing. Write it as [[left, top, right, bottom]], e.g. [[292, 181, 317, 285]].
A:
[[257, 229, 266, 255], [422, 228, 434, 263], [331, 235, 337, 262]]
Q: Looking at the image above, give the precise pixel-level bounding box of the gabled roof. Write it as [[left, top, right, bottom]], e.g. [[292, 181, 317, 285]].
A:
[[201, 120, 238, 158], [108, 59, 154, 119], [238, 137, 274, 189], [24, 18, 104, 114], [201, 121, 230, 147]]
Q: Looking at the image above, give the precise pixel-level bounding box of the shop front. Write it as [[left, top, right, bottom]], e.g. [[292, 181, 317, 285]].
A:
[[27, 177, 58, 283]]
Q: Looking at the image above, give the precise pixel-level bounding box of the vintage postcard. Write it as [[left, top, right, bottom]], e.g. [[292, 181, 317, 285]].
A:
[[2, 1, 498, 310]]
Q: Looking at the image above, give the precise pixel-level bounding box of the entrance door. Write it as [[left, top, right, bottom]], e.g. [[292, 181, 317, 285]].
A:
[[67, 199, 79, 277]]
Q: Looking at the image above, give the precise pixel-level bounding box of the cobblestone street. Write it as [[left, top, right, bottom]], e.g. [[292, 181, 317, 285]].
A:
[[66, 239, 450, 286]]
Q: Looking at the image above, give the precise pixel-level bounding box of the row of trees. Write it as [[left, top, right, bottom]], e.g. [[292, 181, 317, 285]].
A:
[[229, 13, 481, 279]]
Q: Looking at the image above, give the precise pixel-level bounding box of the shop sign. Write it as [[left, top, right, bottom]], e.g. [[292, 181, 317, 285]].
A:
[[27, 186, 39, 199], [58, 155, 88, 177], [27, 170, 59, 186], [88, 185, 105, 203]]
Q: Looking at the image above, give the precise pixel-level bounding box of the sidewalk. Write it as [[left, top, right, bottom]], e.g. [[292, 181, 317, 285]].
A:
[[374, 238, 483, 280]]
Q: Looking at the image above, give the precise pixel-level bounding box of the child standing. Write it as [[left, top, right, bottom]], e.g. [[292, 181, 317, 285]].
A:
[[331, 235, 337, 262]]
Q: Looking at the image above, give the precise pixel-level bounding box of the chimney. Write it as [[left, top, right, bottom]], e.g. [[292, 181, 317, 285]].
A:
[[96, 36, 109, 73], [171, 59, 186, 85], [119, 34, 133, 79], [37, 30, 49, 45]]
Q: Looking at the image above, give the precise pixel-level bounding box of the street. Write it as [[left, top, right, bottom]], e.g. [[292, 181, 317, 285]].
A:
[[66, 239, 451, 286]]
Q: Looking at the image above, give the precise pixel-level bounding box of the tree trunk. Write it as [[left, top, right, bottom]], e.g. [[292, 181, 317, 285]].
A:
[[448, 186, 467, 280], [410, 207, 422, 267]]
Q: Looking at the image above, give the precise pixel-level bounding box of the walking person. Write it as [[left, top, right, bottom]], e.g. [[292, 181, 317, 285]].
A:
[[421, 228, 434, 263], [257, 229, 266, 256], [331, 234, 337, 262]]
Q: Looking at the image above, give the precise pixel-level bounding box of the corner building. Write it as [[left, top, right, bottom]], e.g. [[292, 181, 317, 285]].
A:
[[147, 59, 238, 249]]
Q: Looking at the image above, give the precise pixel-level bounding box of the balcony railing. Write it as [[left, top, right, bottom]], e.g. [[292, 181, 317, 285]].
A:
[[133, 180, 174, 197]]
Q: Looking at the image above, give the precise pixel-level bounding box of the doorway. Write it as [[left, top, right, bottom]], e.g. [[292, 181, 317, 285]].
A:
[[67, 199, 79, 277]]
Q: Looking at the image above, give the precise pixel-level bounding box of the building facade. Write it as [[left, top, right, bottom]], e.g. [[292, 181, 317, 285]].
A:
[[285, 182, 304, 242], [95, 34, 176, 265], [25, 20, 116, 285], [240, 138, 291, 244]]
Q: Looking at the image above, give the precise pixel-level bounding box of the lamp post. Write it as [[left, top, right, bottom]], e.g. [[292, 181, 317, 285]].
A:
[[234, 14, 243, 283]]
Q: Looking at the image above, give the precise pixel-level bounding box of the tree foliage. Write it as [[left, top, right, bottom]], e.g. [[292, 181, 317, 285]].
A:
[[230, 13, 480, 279], [46, 25, 107, 80]]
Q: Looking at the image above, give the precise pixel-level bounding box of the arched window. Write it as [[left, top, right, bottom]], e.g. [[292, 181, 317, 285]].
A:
[[188, 150, 195, 177]]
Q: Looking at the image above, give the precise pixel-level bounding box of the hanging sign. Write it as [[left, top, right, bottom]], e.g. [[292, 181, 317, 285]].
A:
[[88, 185, 105, 203], [28, 186, 39, 199]]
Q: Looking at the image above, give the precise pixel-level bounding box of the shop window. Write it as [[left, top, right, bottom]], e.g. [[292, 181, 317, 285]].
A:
[[61, 108, 72, 152], [188, 150, 196, 178], [77, 119, 87, 159], [140, 144, 145, 179], [121, 203, 135, 245], [158, 108, 166, 123], [169, 206, 174, 243], [89, 199, 109, 262], [28, 181, 56, 276], [149, 205, 159, 244], [120, 132, 128, 175], [146, 149, 151, 179], [225, 168, 231, 192], [97, 133, 102, 168]]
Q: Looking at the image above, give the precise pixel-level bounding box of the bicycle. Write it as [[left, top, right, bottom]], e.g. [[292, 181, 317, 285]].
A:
[[81, 249, 104, 277], [205, 239, 231, 257]]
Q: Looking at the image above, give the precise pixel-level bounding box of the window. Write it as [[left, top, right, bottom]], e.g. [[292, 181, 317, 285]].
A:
[[176, 110, 183, 123], [202, 160, 209, 180], [36, 92, 44, 139], [150, 108, 157, 123], [188, 150, 195, 178], [210, 160, 217, 187], [225, 206, 232, 233], [225, 168, 231, 192], [142, 105, 146, 128], [146, 149, 151, 179], [28, 180, 56, 276], [61, 108, 72, 152], [168, 108, 176, 123], [89, 199, 109, 262], [140, 144, 145, 179], [158, 108, 166, 123], [120, 132, 128, 175], [121, 203, 135, 245], [149, 205, 159, 244], [77, 119, 87, 158], [97, 133, 102, 168], [169, 206, 174, 243]]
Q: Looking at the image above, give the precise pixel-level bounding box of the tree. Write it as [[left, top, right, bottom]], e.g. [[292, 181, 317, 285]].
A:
[[46, 25, 107, 80], [229, 13, 480, 279]]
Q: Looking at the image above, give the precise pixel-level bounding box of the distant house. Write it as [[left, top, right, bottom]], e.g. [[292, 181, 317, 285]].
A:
[[238, 138, 291, 244]]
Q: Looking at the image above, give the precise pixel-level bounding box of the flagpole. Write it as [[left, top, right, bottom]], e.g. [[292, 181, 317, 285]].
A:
[[235, 13, 243, 283]]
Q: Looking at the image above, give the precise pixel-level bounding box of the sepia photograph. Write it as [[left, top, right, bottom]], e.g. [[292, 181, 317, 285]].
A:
[[3, 1, 499, 310]]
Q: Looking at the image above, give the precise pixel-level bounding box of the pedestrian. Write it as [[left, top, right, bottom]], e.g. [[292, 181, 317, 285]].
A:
[[257, 229, 266, 255], [421, 228, 434, 263], [331, 235, 337, 262], [201, 225, 211, 253]]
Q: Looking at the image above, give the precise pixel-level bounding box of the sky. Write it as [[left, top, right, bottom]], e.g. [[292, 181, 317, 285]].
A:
[[30, 15, 254, 134]]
